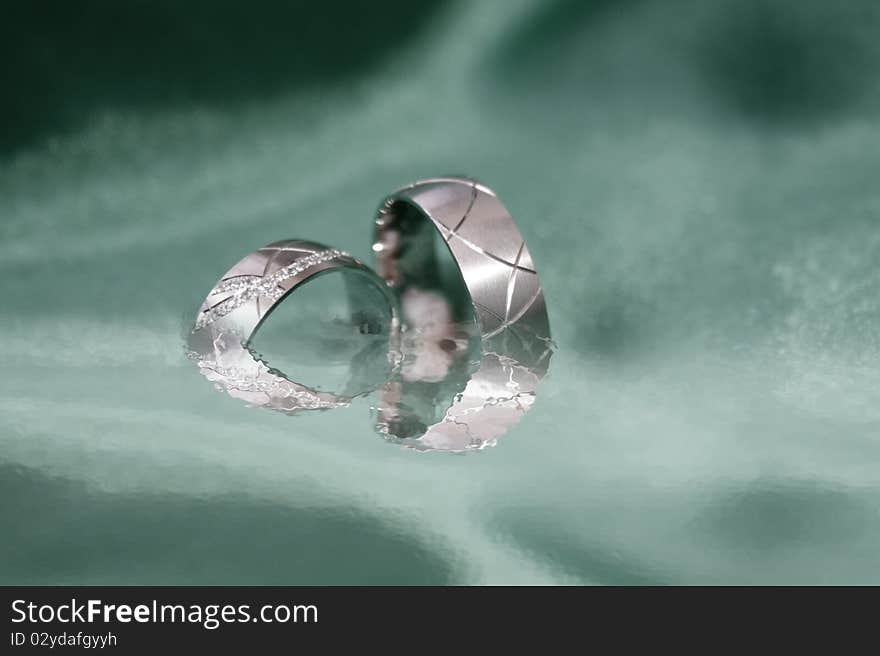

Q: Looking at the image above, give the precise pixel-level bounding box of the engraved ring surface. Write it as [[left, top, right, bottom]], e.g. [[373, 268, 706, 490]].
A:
[[373, 176, 550, 342], [187, 239, 399, 413]]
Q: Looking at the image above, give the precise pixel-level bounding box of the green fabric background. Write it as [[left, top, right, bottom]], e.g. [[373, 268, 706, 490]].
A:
[[3, 0, 880, 584]]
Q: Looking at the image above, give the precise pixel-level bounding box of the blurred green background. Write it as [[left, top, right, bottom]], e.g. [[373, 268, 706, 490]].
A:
[[3, 0, 880, 584]]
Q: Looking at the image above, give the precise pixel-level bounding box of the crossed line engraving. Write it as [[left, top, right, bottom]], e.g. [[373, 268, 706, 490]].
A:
[[426, 182, 542, 338]]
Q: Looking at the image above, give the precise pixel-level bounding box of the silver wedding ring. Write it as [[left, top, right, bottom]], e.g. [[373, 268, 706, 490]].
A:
[[188, 239, 398, 413], [371, 177, 552, 451], [373, 176, 550, 343]]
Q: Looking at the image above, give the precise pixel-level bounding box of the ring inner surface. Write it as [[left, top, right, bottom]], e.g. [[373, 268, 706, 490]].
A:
[[379, 201, 477, 330], [249, 267, 397, 397]]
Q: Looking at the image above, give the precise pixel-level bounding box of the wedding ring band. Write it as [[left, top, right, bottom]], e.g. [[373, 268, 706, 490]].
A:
[[188, 239, 399, 413], [373, 176, 550, 342]]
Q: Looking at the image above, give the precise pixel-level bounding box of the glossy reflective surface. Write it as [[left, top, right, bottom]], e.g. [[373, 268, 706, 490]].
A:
[[3, 0, 880, 584]]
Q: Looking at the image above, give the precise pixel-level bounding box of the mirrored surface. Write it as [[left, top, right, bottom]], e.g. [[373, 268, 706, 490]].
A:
[[374, 287, 553, 452], [186, 249, 554, 452]]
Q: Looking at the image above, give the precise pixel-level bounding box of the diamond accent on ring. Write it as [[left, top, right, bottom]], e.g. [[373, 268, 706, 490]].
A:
[[194, 248, 348, 330]]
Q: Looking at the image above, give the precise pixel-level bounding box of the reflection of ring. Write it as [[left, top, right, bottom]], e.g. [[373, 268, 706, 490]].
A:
[[376, 335, 553, 452], [374, 290, 553, 452], [188, 239, 399, 413], [373, 176, 550, 342]]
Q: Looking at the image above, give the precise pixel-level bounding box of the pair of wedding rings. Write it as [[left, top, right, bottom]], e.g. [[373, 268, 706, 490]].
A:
[[188, 176, 552, 452]]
